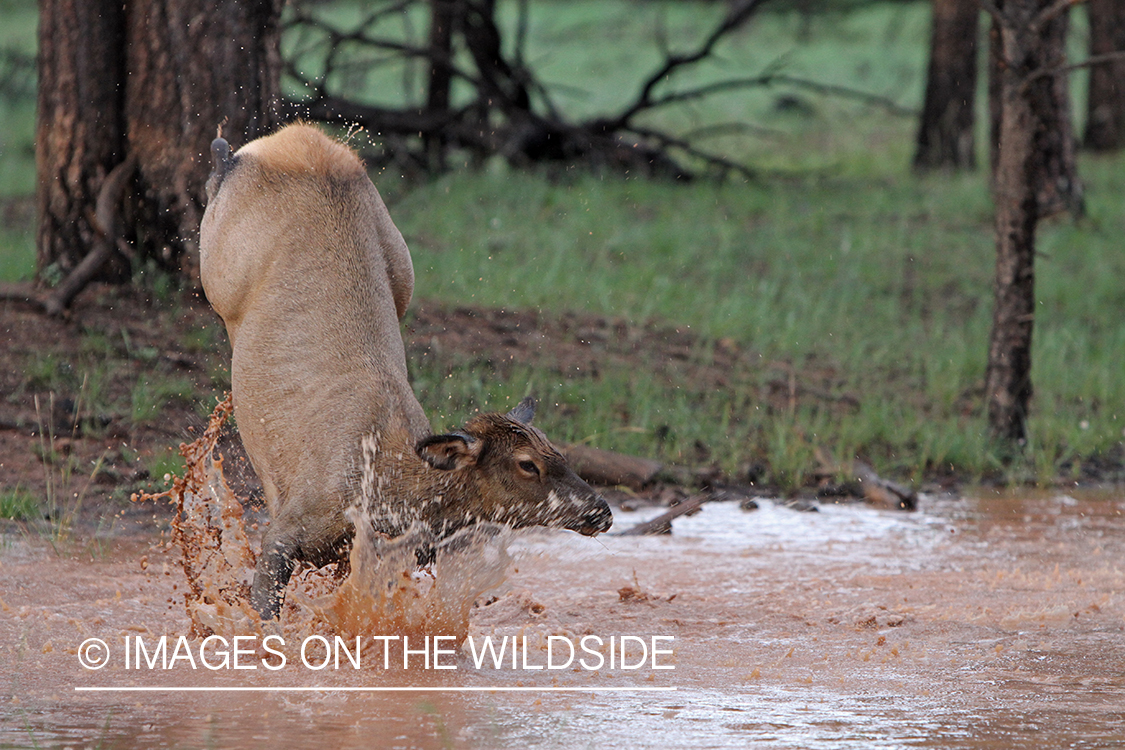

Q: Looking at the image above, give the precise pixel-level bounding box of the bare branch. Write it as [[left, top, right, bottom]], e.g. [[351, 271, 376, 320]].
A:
[[514, 0, 530, 70], [278, 0, 855, 182], [680, 121, 784, 141], [626, 73, 917, 119], [618, 495, 707, 536], [626, 125, 758, 181], [1031, 0, 1083, 31], [1021, 50, 1125, 91], [283, 25, 484, 96], [282, 95, 464, 137], [0, 283, 45, 313], [281, 1, 415, 36], [610, 0, 773, 130]]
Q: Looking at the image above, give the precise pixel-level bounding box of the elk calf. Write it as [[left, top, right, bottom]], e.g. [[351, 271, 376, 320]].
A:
[[199, 123, 610, 620]]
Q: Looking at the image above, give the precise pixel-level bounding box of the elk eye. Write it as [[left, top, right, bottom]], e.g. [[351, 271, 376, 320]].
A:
[[518, 460, 539, 476]]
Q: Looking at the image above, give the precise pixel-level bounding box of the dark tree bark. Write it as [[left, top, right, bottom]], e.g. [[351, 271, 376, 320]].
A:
[[988, 16, 1002, 173], [460, 0, 530, 113], [124, 0, 283, 281], [35, 0, 283, 297], [1083, 0, 1125, 151], [985, 0, 1073, 444], [426, 0, 456, 114], [424, 0, 457, 169], [987, 4, 1082, 218], [36, 0, 128, 282], [913, 0, 980, 171]]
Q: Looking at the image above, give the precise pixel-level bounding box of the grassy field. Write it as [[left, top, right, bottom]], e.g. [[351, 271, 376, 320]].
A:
[[392, 155, 1125, 487], [2, 0, 1122, 491]]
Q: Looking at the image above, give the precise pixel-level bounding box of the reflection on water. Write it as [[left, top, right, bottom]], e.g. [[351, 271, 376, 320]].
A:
[[3, 489, 1123, 748]]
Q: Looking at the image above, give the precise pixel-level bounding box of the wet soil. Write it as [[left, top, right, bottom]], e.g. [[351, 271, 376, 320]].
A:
[[2, 490, 1123, 748]]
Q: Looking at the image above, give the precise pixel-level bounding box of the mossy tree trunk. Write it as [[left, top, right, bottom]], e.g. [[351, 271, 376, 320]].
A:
[[36, 0, 283, 291]]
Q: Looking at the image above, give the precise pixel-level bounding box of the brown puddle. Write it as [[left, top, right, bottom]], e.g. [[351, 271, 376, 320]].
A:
[[2, 419, 1123, 748]]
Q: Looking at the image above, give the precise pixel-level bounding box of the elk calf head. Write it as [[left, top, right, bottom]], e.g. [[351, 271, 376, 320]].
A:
[[414, 397, 613, 538]]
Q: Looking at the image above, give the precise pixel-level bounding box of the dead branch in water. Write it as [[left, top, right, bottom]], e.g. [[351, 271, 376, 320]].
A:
[[853, 461, 917, 511], [814, 447, 917, 510], [618, 494, 708, 536]]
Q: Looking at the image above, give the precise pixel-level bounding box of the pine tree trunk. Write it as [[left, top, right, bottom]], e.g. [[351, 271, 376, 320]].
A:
[[913, 0, 980, 171], [988, 17, 1002, 174], [985, 0, 1069, 444], [35, 0, 128, 282], [425, 0, 457, 169], [124, 0, 283, 281], [1083, 0, 1125, 151], [987, 5, 1081, 217], [35, 0, 283, 290]]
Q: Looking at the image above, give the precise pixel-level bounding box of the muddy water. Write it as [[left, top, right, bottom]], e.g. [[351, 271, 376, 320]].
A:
[[2, 489, 1123, 749]]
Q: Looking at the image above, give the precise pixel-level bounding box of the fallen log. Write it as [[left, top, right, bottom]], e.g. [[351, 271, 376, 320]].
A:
[[853, 461, 917, 511], [813, 447, 917, 511], [618, 494, 707, 536], [560, 443, 663, 491]]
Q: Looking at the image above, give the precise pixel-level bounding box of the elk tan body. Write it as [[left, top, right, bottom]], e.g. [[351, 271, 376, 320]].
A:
[[199, 123, 610, 620]]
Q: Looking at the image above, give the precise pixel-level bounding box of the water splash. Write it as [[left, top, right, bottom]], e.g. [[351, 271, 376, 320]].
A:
[[135, 396, 260, 638], [136, 398, 512, 644], [309, 518, 511, 641]]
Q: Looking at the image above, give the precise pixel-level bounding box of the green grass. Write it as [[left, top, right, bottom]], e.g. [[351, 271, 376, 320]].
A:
[[0, 486, 37, 520], [0, 0, 37, 200], [130, 377, 195, 425], [0, 0, 37, 281], [389, 150, 1125, 487], [0, 225, 35, 282]]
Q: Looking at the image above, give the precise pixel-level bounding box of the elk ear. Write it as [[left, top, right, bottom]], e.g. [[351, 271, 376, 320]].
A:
[[507, 396, 536, 425], [416, 432, 482, 471]]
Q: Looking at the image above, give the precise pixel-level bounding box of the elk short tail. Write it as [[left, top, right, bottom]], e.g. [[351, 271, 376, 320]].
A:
[[206, 137, 234, 201]]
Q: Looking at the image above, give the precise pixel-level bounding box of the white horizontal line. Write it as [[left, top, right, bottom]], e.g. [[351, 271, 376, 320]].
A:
[[75, 686, 676, 693]]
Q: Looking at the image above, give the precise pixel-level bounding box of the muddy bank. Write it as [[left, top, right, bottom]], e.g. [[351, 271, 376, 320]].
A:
[[2, 489, 1123, 748]]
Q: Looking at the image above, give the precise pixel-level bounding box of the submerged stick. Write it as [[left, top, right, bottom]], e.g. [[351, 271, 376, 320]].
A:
[[618, 495, 707, 536]]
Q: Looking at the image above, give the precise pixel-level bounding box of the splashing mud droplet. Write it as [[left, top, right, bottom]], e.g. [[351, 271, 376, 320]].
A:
[[309, 519, 511, 641], [140, 398, 511, 646]]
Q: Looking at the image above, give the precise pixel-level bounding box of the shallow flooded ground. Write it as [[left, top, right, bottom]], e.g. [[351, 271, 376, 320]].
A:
[[2, 489, 1123, 749]]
